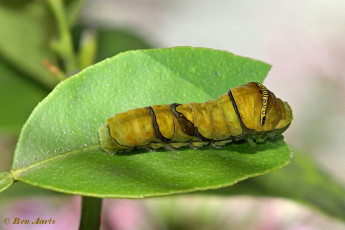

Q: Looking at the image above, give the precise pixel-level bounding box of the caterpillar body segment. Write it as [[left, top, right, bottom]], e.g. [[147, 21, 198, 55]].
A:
[[99, 82, 293, 154]]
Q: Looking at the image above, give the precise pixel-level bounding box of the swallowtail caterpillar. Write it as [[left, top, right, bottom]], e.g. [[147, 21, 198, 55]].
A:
[[99, 82, 293, 154]]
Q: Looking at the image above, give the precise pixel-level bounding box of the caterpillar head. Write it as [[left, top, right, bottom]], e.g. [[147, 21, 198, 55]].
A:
[[231, 82, 293, 133]]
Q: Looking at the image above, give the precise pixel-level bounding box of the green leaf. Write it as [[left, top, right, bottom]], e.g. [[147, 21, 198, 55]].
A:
[[0, 172, 13, 192], [0, 1, 59, 88], [10, 47, 291, 198], [210, 152, 345, 222], [0, 60, 48, 135]]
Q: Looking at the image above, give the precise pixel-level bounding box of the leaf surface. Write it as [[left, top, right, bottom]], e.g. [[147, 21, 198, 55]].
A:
[[0, 172, 13, 192], [10, 47, 291, 197]]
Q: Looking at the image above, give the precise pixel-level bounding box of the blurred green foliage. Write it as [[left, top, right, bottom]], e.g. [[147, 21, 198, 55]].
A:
[[0, 59, 48, 135], [207, 151, 345, 222]]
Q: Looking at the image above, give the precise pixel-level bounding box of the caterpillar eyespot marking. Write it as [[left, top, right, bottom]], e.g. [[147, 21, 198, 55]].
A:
[[99, 82, 293, 154]]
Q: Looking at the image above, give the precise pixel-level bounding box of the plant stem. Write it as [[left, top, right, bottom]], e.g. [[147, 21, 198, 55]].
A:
[[79, 196, 102, 230], [47, 0, 78, 76], [66, 0, 87, 26]]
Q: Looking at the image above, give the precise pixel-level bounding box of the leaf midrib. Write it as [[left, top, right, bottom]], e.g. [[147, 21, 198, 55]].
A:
[[11, 145, 100, 179]]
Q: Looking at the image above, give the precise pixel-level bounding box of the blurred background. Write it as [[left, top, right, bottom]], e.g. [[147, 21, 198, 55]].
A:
[[1, 0, 345, 229]]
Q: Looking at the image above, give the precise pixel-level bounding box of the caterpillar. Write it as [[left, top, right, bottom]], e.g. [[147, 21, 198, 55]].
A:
[[99, 82, 293, 154]]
